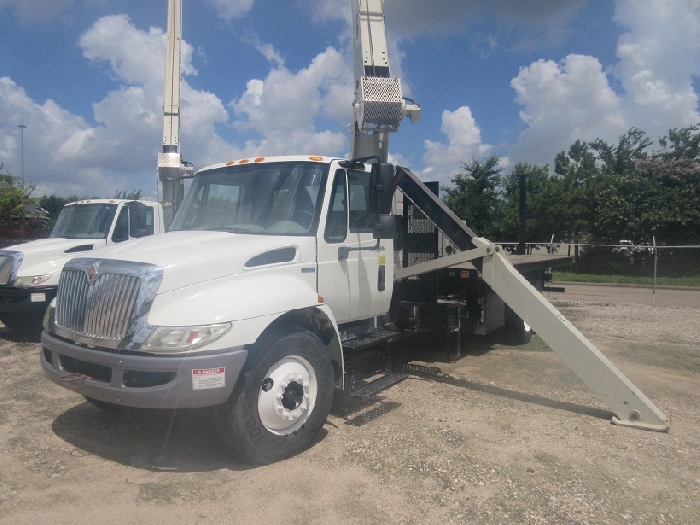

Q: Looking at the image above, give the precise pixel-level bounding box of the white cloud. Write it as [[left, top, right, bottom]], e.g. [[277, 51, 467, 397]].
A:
[[613, 0, 700, 128], [80, 14, 197, 86], [0, 8, 358, 197], [0, 76, 91, 190], [204, 0, 255, 21], [421, 106, 494, 184], [0, 14, 227, 198], [384, 0, 587, 51], [508, 0, 699, 167], [297, 0, 349, 24], [509, 54, 625, 165], [230, 46, 352, 156], [0, 0, 73, 23]]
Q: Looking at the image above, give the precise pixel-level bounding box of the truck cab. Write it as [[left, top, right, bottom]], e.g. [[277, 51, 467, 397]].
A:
[[0, 199, 164, 332], [40, 156, 396, 460]]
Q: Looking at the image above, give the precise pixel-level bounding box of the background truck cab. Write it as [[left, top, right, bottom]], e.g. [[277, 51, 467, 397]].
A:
[[0, 199, 164, 333]]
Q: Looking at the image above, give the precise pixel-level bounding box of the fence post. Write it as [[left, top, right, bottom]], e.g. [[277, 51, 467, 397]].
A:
[[652, 236, 657, 307]]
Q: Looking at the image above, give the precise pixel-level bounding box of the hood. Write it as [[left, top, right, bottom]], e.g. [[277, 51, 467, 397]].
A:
[[81, 231, 316, 294], [4, 238, 106, 280]]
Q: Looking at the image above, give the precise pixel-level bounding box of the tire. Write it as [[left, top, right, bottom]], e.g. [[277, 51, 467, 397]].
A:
[[214, 330, 334, 464], [503, 305, 532, 345], [0, 312, 44, 336]]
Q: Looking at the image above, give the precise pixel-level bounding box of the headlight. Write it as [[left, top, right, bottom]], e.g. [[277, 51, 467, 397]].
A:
[[14, 274, 52, 287], [143, 322, 231, 353]]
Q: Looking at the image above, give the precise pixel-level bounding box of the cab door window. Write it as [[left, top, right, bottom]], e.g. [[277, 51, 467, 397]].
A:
[[324, 170, 348, 243], [111, 207, 129, 243], [348, 170, 374, 233]]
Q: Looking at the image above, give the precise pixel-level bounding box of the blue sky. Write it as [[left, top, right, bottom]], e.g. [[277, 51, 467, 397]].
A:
[[0, 0, 698, 199]]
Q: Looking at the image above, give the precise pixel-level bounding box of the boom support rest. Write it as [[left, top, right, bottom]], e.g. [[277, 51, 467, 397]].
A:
[[474, 238, 670, 432]]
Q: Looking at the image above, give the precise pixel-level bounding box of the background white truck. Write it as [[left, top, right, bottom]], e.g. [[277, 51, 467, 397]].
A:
[[0, 199, 164, 333], [39, 0, 668, 465]]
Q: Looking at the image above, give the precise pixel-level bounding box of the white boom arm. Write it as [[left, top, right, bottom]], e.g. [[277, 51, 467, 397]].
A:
[[158, 0, 191, 225], [351, 0, 420, 161]]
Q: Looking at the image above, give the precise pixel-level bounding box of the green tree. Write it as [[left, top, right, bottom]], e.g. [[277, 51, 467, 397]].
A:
[[552, 142, 599, 242], [0, 166, 47, 239], [39, 194, 85, 222], [441, 156, 502, 238], [498, 162, 554, 243], [554, 140, 598, 185], [658, 124, 700, 161], [113, 189, 143, 200], [590, 128, 652, 176]]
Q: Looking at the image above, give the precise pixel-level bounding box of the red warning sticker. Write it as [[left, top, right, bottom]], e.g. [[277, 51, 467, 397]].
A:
[[192, 367, 225, 390]]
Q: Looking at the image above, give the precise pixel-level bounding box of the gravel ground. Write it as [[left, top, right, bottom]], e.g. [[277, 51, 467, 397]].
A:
[[1, 297, 699, 524]]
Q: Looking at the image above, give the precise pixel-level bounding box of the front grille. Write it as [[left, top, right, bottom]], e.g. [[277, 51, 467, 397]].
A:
[[56, 269, 141, 342], [0, 255, 14, 285], [51, 258, 163, 350]]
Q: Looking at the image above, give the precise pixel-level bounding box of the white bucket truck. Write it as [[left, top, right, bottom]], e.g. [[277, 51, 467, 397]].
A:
[[39, 0, 667, 464], [0, 199, 164, 332]]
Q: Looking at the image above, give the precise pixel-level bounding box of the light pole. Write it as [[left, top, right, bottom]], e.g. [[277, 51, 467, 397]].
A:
[[17, 124, 27, 178]]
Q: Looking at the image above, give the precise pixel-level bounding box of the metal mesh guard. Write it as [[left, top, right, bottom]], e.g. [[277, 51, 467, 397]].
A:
[[158, 152, 181, 169], [359, 76, 403, 132]]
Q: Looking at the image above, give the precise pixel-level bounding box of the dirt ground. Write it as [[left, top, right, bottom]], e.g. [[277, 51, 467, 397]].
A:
[[1, 286, 699, 524]]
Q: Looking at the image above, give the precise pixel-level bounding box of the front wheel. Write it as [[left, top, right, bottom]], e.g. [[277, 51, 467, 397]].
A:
[[0, 312, 44, 336], [214, 330, 334, 464]]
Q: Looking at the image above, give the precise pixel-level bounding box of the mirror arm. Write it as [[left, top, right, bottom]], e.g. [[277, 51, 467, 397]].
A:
[[338, 240, 384, 261]]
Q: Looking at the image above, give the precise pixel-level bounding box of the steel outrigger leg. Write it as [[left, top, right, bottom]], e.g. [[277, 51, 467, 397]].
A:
[[474, 238, 670, 432]]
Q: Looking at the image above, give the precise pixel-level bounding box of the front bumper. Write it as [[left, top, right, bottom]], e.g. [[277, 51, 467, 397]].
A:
[[0, 286, 56, 314], [41, 330, 248, 409]]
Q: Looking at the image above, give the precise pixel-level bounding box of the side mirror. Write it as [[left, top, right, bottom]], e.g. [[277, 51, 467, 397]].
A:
[[369, 163, 395, 215], [373, 214, 399, 240]]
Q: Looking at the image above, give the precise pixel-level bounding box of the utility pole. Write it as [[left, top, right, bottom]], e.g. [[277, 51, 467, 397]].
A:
[[517, 173, 527, 255], [17, 124, 27, 178]]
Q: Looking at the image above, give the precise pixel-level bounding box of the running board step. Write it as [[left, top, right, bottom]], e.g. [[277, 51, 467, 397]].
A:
[[342, 328, 399, 352], [349, 372, 409, 400]]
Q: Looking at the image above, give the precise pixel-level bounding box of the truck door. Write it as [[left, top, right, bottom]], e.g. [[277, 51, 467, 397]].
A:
[[126, 201, 155, 237], [316, 167, 393, 324]]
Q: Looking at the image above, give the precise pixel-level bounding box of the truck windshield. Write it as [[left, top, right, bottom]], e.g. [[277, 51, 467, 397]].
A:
[[169, 161, 328, 235], [49, 204, 118, 239]]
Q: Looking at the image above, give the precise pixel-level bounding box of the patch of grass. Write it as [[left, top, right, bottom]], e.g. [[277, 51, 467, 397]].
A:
[[552, 271, 700, 287]]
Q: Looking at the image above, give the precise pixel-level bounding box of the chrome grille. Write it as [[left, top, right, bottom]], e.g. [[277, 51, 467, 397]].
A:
[[56, 269, 141, 342], [0, 256, 13, 285]]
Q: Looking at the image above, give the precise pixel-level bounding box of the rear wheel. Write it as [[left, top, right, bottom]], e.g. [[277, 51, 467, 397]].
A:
[[503, 306, 532, 345], [214, 330, 334, 464]]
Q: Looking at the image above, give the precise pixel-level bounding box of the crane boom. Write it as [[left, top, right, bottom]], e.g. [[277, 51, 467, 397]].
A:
[[351, 0, 420, 161], [158, 0, 191, 227]]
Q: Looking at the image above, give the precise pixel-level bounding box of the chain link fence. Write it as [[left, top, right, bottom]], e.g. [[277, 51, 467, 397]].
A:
[[499, 242, 700, 288]]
